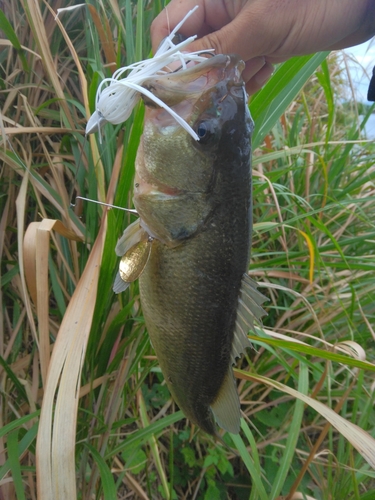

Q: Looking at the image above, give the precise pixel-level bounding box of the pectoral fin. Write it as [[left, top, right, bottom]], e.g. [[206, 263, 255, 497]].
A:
[[113, 220, 153, 294], [113, 271, 130, 294], [115, 219, 148, 257]]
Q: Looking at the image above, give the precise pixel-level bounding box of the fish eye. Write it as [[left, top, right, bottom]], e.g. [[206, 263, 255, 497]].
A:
[[197, 122, 208, 139], [195, 120, 215, 144]]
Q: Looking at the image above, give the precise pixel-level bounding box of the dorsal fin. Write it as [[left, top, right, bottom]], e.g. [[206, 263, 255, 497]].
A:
[[231, 274, 267, 364], [240, 275, 268, 323]]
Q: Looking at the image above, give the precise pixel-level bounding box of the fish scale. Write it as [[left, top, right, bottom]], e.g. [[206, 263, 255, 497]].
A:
[[139, 197, 250, 434]]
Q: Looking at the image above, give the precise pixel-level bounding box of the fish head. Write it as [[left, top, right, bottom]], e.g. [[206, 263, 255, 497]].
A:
[[134, 54, 253, 243]]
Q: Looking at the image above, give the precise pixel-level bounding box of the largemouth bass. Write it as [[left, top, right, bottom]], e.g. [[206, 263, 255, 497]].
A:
[[114, 54, 266, 435]]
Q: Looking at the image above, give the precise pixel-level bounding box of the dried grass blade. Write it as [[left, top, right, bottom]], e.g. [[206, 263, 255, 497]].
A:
[[3, 126, 79, 135], [35, 220, 52, 386], [15, 172, 38, 344], [107, 0, 126, 37], [49, 1, 107, 202], [23, 222, 38, 305], [24, 0, 73, 127], [32, 219, 82, 385], [36, 217, 107, 499], [0, 192, 10, 367], [47, 2, 89, 115], [87, 4, 117, 72], [23, 219, 82, 303], [288, 494, 318, 500], [36, 136, 122, 499]]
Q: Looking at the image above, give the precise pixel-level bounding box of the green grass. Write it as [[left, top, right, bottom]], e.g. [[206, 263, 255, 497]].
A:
[[1, 0, 375, 498]]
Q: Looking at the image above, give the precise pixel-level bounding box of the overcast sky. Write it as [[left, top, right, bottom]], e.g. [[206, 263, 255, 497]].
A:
[[343, 38, 375, 103]]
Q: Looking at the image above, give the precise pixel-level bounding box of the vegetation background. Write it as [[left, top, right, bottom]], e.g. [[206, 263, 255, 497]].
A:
[[0, 0, 375, 499]]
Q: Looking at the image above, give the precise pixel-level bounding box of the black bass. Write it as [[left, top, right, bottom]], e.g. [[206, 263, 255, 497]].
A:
[[114, 54, 266, 435]]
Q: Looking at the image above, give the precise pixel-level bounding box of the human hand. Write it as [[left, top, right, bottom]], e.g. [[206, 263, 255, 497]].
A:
[[151, 0, 375, 95]]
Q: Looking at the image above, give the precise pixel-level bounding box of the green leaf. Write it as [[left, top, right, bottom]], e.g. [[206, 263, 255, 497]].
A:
[[122, 447, 147, 474], [181, 447, 196, 468], [250, 52, 329, 149], [248, 334, 375, 373], [316, 59, 334, 141], [86, 443, 117, 500], [1, 263, 20, 287], [0, 355, 28, 402], [105, 411, 184, 459], [270, 363, 308, 499], [135, 0, 143, 62], [0, 9, 28, 71], [230, 431, 269, 500], [7, 431, 27, 500], [88, 71, 102, 114], [125, 0, 135, 64], [0, 411, 40, 439], [204, 483, 221, 500], [0, 423, 38, 482], [203, 454, 216, 468]]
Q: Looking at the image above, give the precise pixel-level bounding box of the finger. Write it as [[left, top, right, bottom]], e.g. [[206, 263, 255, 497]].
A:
[[245, 62, 274, 95], [242, 57, 266, 82], [186, 9, 267, 59], [150, 0, 206, 53]]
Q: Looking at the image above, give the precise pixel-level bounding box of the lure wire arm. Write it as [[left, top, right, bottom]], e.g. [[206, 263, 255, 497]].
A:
[[71, 196, 138, 214]]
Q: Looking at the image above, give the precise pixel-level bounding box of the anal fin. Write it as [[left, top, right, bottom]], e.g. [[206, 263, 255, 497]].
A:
[[210, 369, 241, 434]]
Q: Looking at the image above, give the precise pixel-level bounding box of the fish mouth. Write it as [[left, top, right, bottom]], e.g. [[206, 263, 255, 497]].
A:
[[142, 54, 245, 104], [141, 54, 245, 123]]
